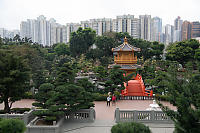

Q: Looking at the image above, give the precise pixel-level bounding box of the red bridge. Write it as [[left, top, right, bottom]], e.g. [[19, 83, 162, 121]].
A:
[[121, 74, 153, 96]]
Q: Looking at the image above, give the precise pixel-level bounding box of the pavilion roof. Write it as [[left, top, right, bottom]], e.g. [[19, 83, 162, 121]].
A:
[[112, 37, 140, 52]]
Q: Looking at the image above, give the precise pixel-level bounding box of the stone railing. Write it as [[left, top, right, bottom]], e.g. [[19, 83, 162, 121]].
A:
[[120, 96, 154, 100], [65, 108, 96, 122], [26, 108, 95, 133], [115, 108, 173, 124], [0, 110, 35, 125]]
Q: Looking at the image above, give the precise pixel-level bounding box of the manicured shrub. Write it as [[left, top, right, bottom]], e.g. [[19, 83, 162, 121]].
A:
[[155, 94, 170, 101], [93, 93, 108, 101], [22, 91, 34, 99], [114, 91, 121, 99], [11, 108, 30, 114], [111, 122, 151, 133], [0, 119, 26, 133]]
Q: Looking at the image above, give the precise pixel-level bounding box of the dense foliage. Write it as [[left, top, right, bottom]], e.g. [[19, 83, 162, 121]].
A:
[[0, 50, 30, 113], [70, 27, 96, 57], [111, 122, 151, 133], [156, 64, 200, 133], [0, 119, 26, 133], [33, 83, 55, 109], [166, 39, 200, 66]]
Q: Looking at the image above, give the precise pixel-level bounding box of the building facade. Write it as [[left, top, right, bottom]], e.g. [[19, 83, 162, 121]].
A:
[[173, 16, 183, 42], [139, 15, 151, 41], [165, 24, 174, 45], [16, 15, 200, 46], [20, 15, 67, 46], [191, 21, 200, 38], [151, 17, 162, 42], [181, 21, 192, 41]]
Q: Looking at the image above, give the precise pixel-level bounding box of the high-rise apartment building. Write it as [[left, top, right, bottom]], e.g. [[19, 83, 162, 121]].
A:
[[131, 18, 140, 39], [61, 25, 67, 43], [81, 18, 112, 36], [139, 15, 151, 41], [173, 16, 183, 42], [20, 15, 67, 46], [165, 24, 174, 45], [112, 19, 118, 32], [181, 21, 192, 41], [37, 15, 48, 46], [1, 28, 20, 39], [0, 28, 7, 38], [16, 15, 200, 45], [191, 21, 200, 38], [115, 15, 134, 35], [151, 17, 162, 42], [20, 21, 29, 39]]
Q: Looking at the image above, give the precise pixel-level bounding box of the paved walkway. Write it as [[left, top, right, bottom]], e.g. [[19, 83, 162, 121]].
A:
[[62, 100, 174, 133], [0, 99, 175, 133], [62, 119, 174, 133]]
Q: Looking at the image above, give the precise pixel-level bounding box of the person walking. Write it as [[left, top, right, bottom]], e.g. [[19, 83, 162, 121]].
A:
[[107, 96, 111, 106], [112, 94, 116, 106]]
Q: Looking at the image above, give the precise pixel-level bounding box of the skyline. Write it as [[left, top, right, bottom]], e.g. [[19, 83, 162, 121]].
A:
[[0, 0, 200, 30]]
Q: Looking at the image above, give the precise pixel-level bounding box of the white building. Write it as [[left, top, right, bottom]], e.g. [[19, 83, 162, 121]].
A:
[[0, 28, 19, 39], [139, 15, 151, 41], [165, 24, 174, 45], [20, 15, 67, 46], [173, 16, 183, 42], [131, 18, 140, 39], [115, 15, 134, 35], [151, 17, 162, 42]]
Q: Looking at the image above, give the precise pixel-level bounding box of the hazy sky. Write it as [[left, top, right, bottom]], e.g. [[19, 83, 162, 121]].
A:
[[0, 0, 199, 30]]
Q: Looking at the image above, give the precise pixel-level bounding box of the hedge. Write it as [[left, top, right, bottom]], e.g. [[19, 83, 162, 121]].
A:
[[0, 119, 26, 133], [111, 122, 151, 133]]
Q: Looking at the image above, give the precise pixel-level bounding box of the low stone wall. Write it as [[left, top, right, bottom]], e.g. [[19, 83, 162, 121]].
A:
[[65, 108, 96, 122], [26, 117, 65, 133], [120, 96, 154, 100], [26, 108, 95, 133], [115, 108, 173, 124], [0, 110, 35, 125]]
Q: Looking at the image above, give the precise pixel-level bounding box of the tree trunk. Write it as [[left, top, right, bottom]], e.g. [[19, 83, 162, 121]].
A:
[[4, 99, 10, 113]]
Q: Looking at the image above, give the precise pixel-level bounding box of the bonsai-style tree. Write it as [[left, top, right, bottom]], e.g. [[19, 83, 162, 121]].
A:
[[94, 66, 108, 81], [55, 62, 75, 86], [47, 84, 94, 114], [0, 51, 30, 113], [76, 78, 94, 92], [32, 83, 55, 109], [106, 65, 125, 92], [33, 61, 94, 123], [32, 83, 57, 123]]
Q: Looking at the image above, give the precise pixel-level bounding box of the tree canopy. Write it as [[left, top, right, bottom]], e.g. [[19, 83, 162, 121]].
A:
[[0, 51, 30, 113], [166, 39, 200, 65], [70, 27, 96, 57], [157, 64, 200, 133]]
